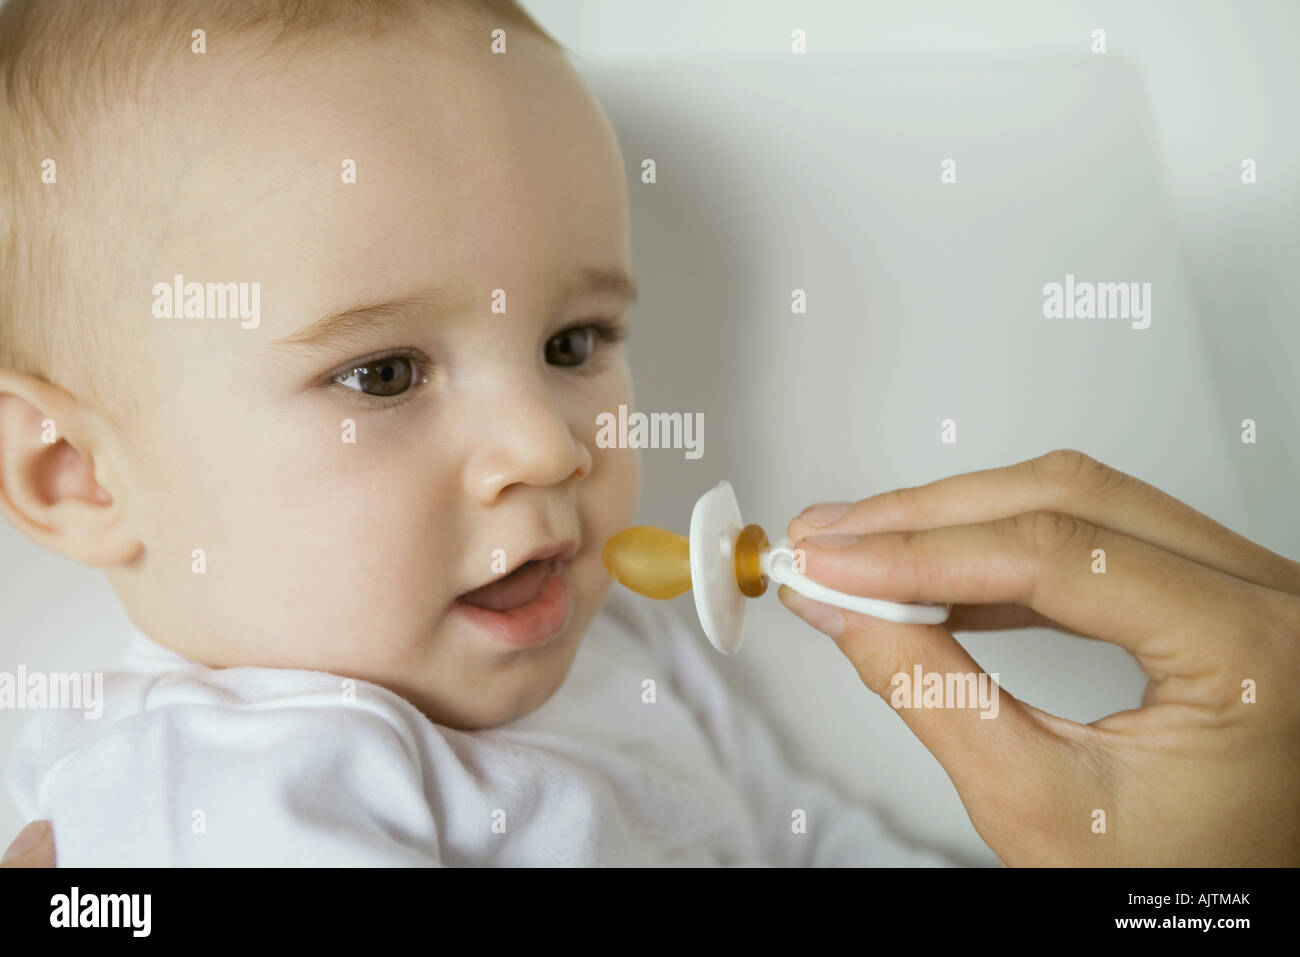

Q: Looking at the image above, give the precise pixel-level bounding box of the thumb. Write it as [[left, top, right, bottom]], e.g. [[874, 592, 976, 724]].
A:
[[0, 820, 56, 868], [778, 586, 1056, 808]]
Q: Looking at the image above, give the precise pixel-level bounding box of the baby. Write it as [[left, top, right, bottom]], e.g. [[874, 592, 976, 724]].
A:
[[0, 0, 949, 866]]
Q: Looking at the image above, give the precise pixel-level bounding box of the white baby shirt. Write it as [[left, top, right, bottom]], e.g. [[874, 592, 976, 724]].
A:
[[7, 588, 953, 866]]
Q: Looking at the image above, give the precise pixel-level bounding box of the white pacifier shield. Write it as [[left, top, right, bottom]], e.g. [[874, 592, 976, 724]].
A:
[[689, 480, 748, 655]]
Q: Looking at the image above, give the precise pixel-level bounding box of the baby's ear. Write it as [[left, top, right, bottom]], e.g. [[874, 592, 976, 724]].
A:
[[0, 371, 140, 566]]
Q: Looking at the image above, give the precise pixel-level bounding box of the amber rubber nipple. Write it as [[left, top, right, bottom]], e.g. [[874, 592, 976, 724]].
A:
[[602, 523, 770, 600], [603, 481, 950, 656]]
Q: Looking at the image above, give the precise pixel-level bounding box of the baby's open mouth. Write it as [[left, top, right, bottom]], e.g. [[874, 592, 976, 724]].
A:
[[456, 559, 561, 612]]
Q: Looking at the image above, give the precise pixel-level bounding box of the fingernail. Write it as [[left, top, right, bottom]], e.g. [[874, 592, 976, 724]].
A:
[[779, 586, 845, 637], [802, 532, 861, 549], [2, 820, 48, 864], [800, 502, 851, 527]]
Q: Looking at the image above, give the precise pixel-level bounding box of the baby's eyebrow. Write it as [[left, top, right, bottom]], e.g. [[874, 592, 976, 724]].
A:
[[268, 288, 462, 355], [268, 267, 638, 355], [567, 266, 639, 306]]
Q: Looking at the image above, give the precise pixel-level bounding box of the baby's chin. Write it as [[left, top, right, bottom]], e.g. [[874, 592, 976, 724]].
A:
[[399, 593, 604, 730], [400, 637, 584, 731]]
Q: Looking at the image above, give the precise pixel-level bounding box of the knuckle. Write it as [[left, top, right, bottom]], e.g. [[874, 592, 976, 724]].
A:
[[853, 639, 942, 701], [851, 647, 899, 698], [888, 485, 914, 515], [1029, 448, 1120, 499], [895, 527, 927, 589], [850, 486, 917, 534], [896, 526, 961, 597], [1014, 508, 1094, 554], [1026, 448, 1084, 493]]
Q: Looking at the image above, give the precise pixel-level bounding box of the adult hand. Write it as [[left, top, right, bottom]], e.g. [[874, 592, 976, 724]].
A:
[[0, 820, 56, 867], [780, 448, 1300, 866]]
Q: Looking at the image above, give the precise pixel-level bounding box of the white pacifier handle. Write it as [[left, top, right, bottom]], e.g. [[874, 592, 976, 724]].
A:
[[763, 538, 952, 625], [688, 481, 951, 655]]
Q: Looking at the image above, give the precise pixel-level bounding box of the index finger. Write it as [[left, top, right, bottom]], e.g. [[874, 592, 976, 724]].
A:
[[789, 449, 1300, 597], [794, 510, 1263, 679]]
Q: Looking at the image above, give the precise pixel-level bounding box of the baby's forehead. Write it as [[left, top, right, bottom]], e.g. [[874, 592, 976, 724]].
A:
[[88, 36, 628, 356], [110, 46, 528, 252]]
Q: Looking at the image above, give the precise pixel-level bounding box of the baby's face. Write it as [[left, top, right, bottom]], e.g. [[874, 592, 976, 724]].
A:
[[100, 30, 639, 728]]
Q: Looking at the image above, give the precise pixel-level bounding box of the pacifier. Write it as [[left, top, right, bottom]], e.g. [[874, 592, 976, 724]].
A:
[[602, 481, 951, 655]]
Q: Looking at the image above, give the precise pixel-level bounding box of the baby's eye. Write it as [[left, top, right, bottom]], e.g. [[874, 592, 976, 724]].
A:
[[546, 320, 627, 368], [545, 327, 594, 367], [333, 353, 420, 397]]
